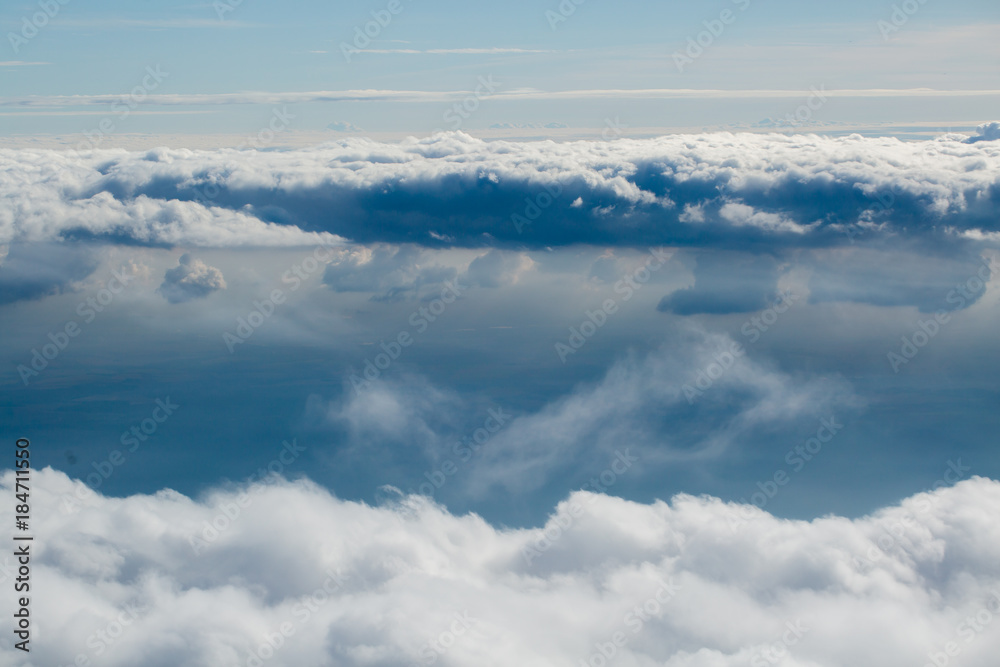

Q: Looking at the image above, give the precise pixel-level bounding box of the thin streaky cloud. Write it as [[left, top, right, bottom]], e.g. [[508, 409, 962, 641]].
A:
[[0, 110, 216, 117], [362, 48, 557, 54], [56, 18, 260, 29], [0, 61, 50, 67], [3, 88, 1000, 108]]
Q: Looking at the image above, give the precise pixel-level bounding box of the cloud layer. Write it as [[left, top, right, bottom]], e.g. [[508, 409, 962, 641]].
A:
[[4, 469, 999, 667], [0, 242, 99, 304], [2, 130, 1000, 250]]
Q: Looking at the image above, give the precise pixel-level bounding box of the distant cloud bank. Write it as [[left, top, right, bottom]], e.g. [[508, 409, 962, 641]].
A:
[[1, 130, 999, 251]]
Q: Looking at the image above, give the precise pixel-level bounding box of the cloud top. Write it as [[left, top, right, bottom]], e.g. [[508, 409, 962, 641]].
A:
[[2, 131, 999, 250], [157, 253, 227, 303], [7, 468, 1000, 667]]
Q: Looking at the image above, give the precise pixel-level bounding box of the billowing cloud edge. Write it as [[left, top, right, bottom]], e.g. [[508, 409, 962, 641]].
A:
[[2, 129, 999, 250], [3, 468, 999, 667]]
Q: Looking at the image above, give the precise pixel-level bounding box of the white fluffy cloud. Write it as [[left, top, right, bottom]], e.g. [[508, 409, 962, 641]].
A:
[[4, 469, 999, 667], [2, 130, 999, 249], [157, 253, 227, 303]]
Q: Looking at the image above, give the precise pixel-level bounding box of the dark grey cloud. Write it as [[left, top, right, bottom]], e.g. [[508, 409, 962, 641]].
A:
[[807, 249, 996, 312], [0, 242, 99, 304], [965, 121, 1000, 144], [658, 252, 782, 315]]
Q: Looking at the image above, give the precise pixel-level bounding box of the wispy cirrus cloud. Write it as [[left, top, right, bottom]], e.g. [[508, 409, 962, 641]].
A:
[[56, 17, 260, 29], [3, 88, 1000, 108], [360, 47, 556, 54]]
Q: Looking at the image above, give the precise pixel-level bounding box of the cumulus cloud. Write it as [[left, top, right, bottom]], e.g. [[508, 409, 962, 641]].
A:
[[0, 242, 99, 304], [322, 245, 457, 301], [2, 132, 1000, 250], [965, 121, 1000, 144], [461, 249, 534, 287], [157, 253, 227, 304], [6, 468, 1000, 667], [658, 252, 783, 315]]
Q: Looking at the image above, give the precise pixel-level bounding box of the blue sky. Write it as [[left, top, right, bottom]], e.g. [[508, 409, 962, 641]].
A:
[[2, 0, 999, 136]]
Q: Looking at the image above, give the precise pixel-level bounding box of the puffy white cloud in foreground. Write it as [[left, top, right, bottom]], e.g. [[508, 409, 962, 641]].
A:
[[2, 131, 1000, 249], [3, 470, 1000, 667], [157, 253, 227, 303]]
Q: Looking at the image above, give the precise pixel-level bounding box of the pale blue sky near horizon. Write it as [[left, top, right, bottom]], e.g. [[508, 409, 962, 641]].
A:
[[2, 0, 999, 137]]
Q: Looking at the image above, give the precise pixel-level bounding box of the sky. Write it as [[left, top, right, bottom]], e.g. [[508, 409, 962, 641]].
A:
[[1, 0, 999, 137], [1, 1, 1000, 666]]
